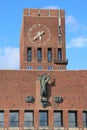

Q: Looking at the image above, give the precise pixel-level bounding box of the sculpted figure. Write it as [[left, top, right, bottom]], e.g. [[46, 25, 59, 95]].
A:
[[39, 74, 50, 98]]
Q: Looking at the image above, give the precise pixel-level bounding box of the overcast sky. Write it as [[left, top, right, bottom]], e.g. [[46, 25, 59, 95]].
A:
[[0, 0, 87, 70]]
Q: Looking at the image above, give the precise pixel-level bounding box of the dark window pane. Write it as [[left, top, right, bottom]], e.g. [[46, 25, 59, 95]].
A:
[[40, 122, 47, 126], [27, 66, 32, 70], [69, 122, 76, 127], [54, 111, 63, 127], [69, 113, 75, 121], [24, 111, 33, 127], [10, 111, 19, 127], [0, 122, 4, 127], [54, 122, 62, 127], [38, 66, 43, 70], [68, 111, 77, 127], [27, 48, 32, 61], [48, 66, 52, 70], [0, 111, 4, 128], [58, 48, 62, 61], [37, 48, 42, 62], [58, 66, 62, 70], [48, 48, 52, 62], [39, 111, 48, 126], [84, 122, 87, 128], [10, 122, 19, 127], [24, 121, 33, 127], [83, 112, 87, 127], [58, 26, 62, 44]]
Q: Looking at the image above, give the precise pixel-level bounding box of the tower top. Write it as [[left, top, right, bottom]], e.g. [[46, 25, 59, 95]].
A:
[[20, 8, 68, 70], [23, 8, 65, 17]]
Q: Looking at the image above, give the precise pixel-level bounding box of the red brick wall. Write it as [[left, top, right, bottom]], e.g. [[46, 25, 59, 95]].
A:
[[20, 9, 67, 70], [0, 70, 87, 128], [1, 70, 87, 110]]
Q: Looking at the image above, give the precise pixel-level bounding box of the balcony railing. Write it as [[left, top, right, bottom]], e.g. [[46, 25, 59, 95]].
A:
[[54, 59, 68, 65]]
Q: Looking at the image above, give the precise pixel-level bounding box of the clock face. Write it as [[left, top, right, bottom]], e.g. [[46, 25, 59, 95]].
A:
[[28, 24, 50, 45]]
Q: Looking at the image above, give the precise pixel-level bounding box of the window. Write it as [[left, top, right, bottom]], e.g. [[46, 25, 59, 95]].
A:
[[38, 66, 43, 70], [68, 111, 77, 127], [58, 48, 62, 61], [24, 111, 34, 127], [37, 48, 42, 62], [48, 66, 53, 70], [83, 111, 87, 127], [27, 48, 32, 61], [0, 111, 4, 128], [27, 66, 33, 70], [54, 111, 63, 127], [58, 26, 62, 44], [10, 111, 19, 127], [39, 111, 48, 126], [48, 48, 52, 62], [58, 66, 62, 70], [58, 26, 61, 34]]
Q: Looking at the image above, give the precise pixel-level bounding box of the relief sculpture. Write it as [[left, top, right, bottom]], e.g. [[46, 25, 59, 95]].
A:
[[38, 74, 50, 107]]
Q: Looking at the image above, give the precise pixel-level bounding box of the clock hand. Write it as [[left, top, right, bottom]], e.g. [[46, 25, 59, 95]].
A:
[[33, 32, 40, 41], [38, 31, 45, 41], [40, 31, 45, 36], [33, 31, 45, 41]]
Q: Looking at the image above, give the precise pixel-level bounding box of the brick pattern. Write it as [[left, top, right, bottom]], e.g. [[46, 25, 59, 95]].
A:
[[20, 9, 67, 70], [0, 70, 87, 109], [0, 70, 87, 128], [0, 8, 86, 130]]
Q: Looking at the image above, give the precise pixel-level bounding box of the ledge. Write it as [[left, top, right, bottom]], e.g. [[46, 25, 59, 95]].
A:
[[9, 127, 19, 130], [69, 128, 79, 130], [54, 59, 68, 65], [0, 128, 4, 130], [54, 127, 64, 130], [39, 127, 49, 130], [24, 127, 34, 130]]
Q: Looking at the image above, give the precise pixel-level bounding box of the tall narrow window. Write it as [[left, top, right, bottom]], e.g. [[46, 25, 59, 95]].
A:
[[10, 111, 19, 127], [83, 111, 87, 127], [58, 48, 62, 61], [58, 26, 61, 34], [48, 48, 52, 62], [68, 111, 77, 127], [54, 111, 63, 127], [48, 66, 53, 70], [39, 111, 48, 126], [37, 48, 42, 62], [0, 111, 4, 128], [38, 66, 43, 70], [27, 48, 32, 61], [58, 66, 62, 70], [27, 66, 33, 70], [58, 26, 62, 44], [24, 111, 34, 127]]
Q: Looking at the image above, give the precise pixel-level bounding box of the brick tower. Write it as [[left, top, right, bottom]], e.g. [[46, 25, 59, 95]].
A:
[[20, 8, 68, 70], [1, 8, 87, 130]]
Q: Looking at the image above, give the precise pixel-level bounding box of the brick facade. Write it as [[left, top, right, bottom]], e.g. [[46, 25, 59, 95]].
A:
[[0, 70, 87, 129], [20, 9, 68, 70], [0, 8, 87, 130]]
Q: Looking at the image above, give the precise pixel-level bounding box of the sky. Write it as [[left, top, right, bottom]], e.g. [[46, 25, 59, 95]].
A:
[[0, 0, 87, 70]]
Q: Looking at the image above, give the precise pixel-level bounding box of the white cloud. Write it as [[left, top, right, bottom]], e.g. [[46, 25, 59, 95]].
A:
[[66, 15, 87, 33], [0, 36, 7, 44], [66, 15, 79, 32], [43, 6, 59, 9], [0, 47, 19, 69], [67, 37, 87, 48]]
